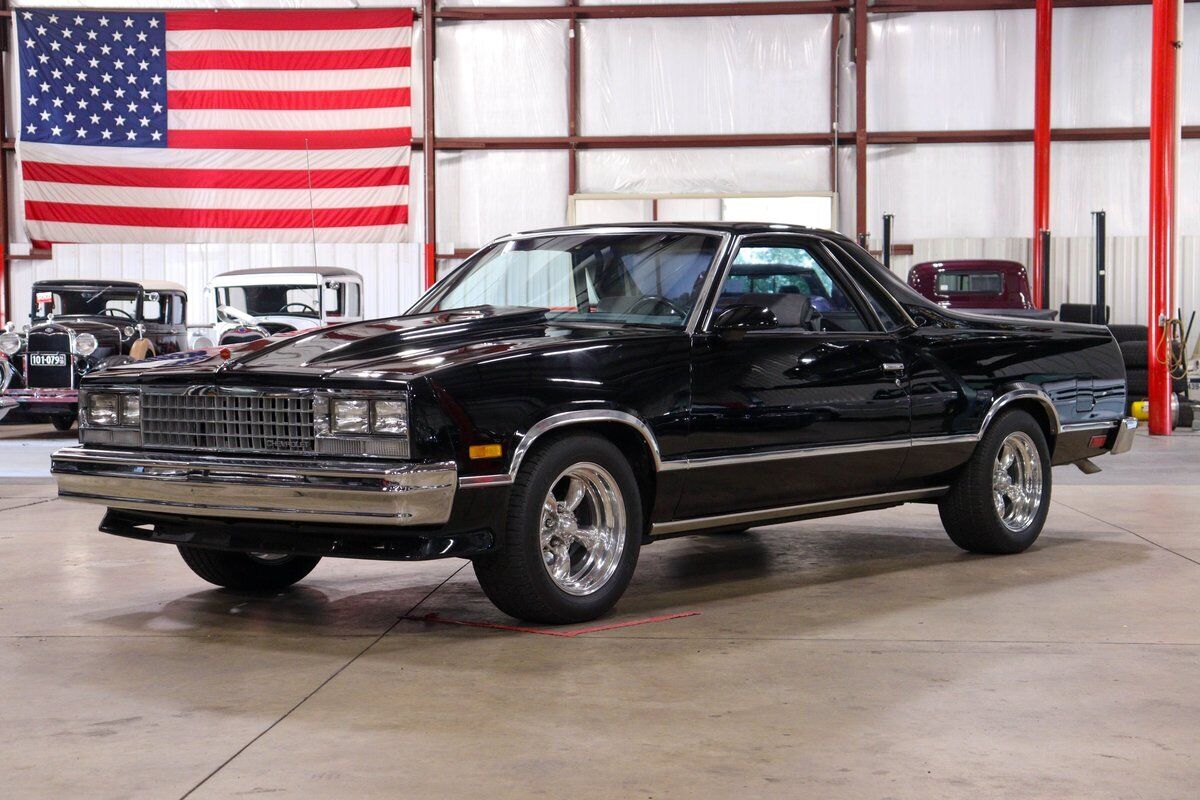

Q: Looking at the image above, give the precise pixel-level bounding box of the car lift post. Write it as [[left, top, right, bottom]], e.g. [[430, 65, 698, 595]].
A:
[[1148, 0, 1179, 436], [1031, 0, 1052, 310], [1039, 230, 1051, 311], [1092, 210, 1106, 324], [881, 214, 894, 270]]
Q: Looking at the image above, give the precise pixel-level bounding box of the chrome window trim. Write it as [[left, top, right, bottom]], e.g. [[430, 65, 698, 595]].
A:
[[650, 486, 949, 537]]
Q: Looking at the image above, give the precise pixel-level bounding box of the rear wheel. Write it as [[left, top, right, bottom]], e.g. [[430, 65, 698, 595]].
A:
[[473, 433, 642, 624], [938, 409, 1051, 554], [177, 546, 320, 591]]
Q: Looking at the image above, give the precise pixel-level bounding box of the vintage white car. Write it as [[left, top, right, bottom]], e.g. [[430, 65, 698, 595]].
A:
[[203, 267, 365, 345]]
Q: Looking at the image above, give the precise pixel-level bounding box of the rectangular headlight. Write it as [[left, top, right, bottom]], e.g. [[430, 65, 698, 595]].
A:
[[331, 399, 370, 434], [372, 400, 408, 435], [87, 394, 120, 426], [122, 394, 141, 425]]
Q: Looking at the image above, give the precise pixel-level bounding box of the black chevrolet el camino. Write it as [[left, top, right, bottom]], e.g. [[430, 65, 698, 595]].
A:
[[52, 224, 1136, 623]]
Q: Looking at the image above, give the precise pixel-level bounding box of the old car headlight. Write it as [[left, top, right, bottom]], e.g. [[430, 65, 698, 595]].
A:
[[122, 394, 141, 425], [87, 394, 120, 426], [0, 332, 21, 356], [331, 399, 370, 434], [74, 333, 98, 356], [372, 400, 408, 435]]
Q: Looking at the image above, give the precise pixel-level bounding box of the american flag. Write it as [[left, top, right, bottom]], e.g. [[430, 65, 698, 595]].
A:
[[16, 8, 412, 246]]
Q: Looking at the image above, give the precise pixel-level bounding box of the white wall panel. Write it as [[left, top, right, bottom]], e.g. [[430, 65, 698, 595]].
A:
[[436, 20, 568, 136], [869, 11, 1035, 132], [435, 150, 568, 247], [581, 15, 831, 136], [1052, 6, 1152, 128], [579, 146, 833, 196], [7, 242, 424, 329]]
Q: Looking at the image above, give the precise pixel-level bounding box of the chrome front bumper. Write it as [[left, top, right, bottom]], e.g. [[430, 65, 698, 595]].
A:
[[51, 447, 457, 526]]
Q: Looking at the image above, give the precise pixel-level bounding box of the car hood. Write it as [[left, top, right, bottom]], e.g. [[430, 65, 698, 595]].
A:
[[99, 306, 654, 384]]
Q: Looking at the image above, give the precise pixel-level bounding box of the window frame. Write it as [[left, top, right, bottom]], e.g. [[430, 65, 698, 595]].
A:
[[697, 233, 890, 335]]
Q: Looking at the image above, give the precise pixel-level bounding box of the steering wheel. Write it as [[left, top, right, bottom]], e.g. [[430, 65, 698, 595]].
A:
[[626, 295, 685, 319], [280, 303, 318, 315], [100, 308, 136, 321]]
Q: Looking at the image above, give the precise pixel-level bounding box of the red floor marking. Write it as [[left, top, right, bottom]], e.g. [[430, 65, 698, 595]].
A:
[[403, 610, 701, 637]]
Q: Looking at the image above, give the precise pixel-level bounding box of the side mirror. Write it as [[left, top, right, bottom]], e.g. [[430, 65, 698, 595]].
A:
[[713, 304, 778, 336]]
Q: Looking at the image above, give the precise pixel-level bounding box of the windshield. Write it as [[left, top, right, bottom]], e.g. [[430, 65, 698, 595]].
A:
[[216, 285, 321, 320], [418, 232, 723, 327], [33, 286, 140, 320]]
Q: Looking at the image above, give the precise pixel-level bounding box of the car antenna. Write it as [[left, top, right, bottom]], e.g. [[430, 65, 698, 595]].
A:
[[304, 138, 318, 268]]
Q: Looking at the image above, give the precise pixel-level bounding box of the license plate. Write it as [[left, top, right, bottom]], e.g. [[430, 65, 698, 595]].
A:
[[29, 352, 68, 368]]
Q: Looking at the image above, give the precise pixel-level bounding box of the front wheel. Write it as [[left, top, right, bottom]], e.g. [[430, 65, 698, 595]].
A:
[[473, 433, 642, 624], [51, 414, 75, 431], [938, 409, 1052, 554], [177, 546, 320, 591]]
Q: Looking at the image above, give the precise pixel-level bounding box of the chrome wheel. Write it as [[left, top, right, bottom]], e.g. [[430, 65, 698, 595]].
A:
[[992, 431, 1043, 531], [539, 462, 627, 596], [248, 553, 292, 563]]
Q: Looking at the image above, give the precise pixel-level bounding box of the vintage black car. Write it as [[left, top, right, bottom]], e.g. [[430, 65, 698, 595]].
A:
[[51, 224, 1135, 623], [1, 279, 188, 429]]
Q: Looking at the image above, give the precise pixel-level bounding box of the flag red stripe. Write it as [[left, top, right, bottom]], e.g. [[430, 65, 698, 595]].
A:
[[167, 128, 412, 150], [26, 201, 409, 229], [168, 88, 411, 111], [166, 9, 413, 31], [23, 161, 409, 190], [166, 47, 411, 72]]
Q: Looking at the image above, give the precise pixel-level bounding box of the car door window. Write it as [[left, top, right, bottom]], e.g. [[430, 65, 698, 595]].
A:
[[715, 243, 870, 333]]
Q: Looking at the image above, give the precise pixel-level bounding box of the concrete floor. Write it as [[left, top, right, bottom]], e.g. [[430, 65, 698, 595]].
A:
[[1, 422, 1197, 799]]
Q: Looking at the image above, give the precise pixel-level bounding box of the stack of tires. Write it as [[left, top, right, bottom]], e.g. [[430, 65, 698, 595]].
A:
[[1109, 324, 1192, 427]]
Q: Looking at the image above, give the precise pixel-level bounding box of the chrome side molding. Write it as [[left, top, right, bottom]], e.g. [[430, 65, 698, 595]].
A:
[[649, 487, 950, 537]]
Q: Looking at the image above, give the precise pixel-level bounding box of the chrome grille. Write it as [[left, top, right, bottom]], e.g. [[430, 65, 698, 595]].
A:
[[141, 390, 314, 454]]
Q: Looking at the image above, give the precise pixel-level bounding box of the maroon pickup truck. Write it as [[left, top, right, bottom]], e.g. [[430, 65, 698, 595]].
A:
[[907, 259, 1058, 320]]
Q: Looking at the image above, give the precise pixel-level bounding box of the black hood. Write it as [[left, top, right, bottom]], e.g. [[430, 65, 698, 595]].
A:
[[95, 306, 653, 385]]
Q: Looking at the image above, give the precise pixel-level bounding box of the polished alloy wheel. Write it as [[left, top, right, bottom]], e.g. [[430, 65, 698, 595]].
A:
[[248, 553, 292, 563], [539, 462, 627, 596], [992, 431, 1043, 531]]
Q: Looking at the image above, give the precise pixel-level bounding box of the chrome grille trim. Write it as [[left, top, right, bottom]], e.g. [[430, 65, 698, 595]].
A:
[[141, 388, 315, 455]]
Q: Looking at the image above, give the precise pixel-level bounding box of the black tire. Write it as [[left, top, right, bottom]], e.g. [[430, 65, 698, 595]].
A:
[[472, 433, 642, 624], [50, 414, 76, 431], [177, 546, 320, 591], [938, 409, 1051, 555]]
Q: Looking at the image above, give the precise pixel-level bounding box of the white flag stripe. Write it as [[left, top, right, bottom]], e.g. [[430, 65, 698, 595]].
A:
[[26, 220, 410, 245], [168, 107, 412, 132], [19, 141, 412, 172], [167, 67, 410, 93], [166, 27, 411, 53], [24, 182, 407, 211]]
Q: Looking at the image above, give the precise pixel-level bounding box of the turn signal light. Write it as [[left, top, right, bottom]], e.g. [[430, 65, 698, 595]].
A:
[[469, 444, 503, 460]]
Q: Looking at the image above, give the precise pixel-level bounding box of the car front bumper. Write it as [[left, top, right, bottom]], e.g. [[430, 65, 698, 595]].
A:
[[51, 446, 458, 527]]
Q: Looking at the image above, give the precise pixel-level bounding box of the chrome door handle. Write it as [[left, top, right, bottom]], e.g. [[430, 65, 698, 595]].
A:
[[882, 362, 905, 372]]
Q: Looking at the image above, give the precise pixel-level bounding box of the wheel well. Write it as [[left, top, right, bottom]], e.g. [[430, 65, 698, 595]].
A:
[[994, 398, 1058, 452], [528, 421, 657, 533]]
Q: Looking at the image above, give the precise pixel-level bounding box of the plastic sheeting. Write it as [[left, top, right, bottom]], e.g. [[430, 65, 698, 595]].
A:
[[435, 150, 568, 247], [436, 20, 568, 136], [581, 15, 831, 136], [579, 146, 833, 196], [854, 140, 1199, 240]]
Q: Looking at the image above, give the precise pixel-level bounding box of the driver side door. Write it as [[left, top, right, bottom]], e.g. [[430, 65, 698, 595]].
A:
[[678, 236, 911, 519]]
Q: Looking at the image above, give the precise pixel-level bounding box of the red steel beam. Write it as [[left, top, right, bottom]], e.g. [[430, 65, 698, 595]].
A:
[[436, 2, 849, 20], [422, 0, 438, 291], [854, 0, 869, 240], [1031, 0, 1052, 310], [1147, 0, 1179, 435]]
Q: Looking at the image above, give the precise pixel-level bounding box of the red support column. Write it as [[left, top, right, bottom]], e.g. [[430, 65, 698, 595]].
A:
[[422, 0, 438, 292], [853, 0, 868, 241], [1031, 0, 1052, 310], [1147, 0, 1179, 435]]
